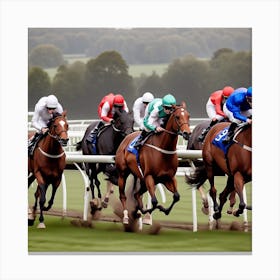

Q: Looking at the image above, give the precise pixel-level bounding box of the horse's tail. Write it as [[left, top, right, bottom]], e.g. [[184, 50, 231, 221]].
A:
[[185, 165, 207, 188], [76, 140, 82, 151]]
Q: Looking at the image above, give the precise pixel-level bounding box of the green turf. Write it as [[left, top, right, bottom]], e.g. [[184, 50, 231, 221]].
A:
[[28, 216, 251, 253], [28, 170, 252, 253]]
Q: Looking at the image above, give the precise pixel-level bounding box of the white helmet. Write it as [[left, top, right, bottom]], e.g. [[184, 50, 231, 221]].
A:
[[46, 95, 58, 109], [142, 92, 154, 103]]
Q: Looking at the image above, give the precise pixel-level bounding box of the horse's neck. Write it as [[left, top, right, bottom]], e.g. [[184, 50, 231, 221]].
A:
[[40, 134, 62, 152], [150, 132, 178, 151], [236, 126, 252, 146], [99, 126, 118, 153]]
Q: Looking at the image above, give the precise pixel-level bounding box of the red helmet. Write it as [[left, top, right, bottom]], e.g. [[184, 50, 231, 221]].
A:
[[222, 86, 234, 98], [113, 94, 125, 106]]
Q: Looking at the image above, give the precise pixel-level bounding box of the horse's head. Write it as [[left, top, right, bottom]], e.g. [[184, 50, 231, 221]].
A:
[[113, 109, 134, 137], [48, 111, 69, 146], [166, 102, 191, 140]]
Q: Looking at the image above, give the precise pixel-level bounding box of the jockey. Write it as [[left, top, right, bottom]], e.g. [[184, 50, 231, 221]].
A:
[[134, 93, 177, 149], [132, 91, 154, 129], [222, 86, 252, 143], [28, 94, 64, 156], [198, 86, 234, 142], [87, 93, 129, 147]]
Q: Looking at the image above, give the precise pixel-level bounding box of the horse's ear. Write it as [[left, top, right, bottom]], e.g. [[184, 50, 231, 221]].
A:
[[181, 101, 187, 109], [62, 110, 67, 118]]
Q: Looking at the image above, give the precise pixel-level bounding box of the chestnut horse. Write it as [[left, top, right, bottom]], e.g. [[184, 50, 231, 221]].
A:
[[186, 120, 236, 215], [186, 122, 251, 221], [115, 103, 191, 225], [28, 112, 69, 228]]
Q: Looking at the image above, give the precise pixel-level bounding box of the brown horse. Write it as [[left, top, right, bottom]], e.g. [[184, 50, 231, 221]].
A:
[[186, 122, 251, 221], [115, 103, 191, 225], [28, 112, 69, 228], [186, 120, 237, 215]]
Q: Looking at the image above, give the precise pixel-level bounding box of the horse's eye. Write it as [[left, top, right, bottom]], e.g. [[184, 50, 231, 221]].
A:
[[175, 116, 179, 120]]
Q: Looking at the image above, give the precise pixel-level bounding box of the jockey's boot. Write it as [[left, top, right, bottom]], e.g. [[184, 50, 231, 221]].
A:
[[28, 132, 41, 156], [198, 119, 218, 142], [87, 122, 104, 143], [134, 130, 148, 150], [222, 122, 238, 144]]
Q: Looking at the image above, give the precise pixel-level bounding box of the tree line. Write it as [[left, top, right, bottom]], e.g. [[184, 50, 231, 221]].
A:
[[28, 48, 252, 119], [29, 28, 251, 65]]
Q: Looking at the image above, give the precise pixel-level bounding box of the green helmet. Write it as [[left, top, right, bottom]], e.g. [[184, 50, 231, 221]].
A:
[[162, 94, 176, 107]]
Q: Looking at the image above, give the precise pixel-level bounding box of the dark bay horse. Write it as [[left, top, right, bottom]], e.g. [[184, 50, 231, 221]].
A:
[[76, 109, 134, 213], [28, 112, 69, 228], [115, 103, 191, 225], [186, 122, 252, 221], [186, 120, 236, 215]]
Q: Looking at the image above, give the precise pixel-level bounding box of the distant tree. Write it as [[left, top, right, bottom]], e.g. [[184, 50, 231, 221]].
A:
[[209, 50, 252, 89], [52, 61, 86, 118], [28, 67, 51, 109], [162, 55, 211, 116], [84, 51, 135, 114], [29, 44, 64, 68], [136, 72, 165, 97]]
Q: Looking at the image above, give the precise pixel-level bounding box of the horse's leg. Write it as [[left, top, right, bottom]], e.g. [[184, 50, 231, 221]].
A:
[[133, 180, 146, 216], [157, 177, 180, 215], [37, 183, 48, 228], [118, 170, 130, 224], [233, 172, 246, 217], [214, 176, 234, 219], [28, 173, 35, 188], [197, 186, 209, 215], [140, 175, 158, 214], [227, 191, 237, 214], [208, 175, 220, 218], [43, 180, 60, 211], [102, 181, 114, 208], [28, 186, 39, 226]]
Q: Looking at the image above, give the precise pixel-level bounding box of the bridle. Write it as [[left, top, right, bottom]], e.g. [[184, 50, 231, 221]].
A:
[[163, 106, 190, 137], [47, 116, 69, 146]]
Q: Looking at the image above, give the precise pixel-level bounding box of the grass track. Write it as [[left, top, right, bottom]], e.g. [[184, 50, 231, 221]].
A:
[[29, 216, 251, 253], [28, 170, 252, 253]]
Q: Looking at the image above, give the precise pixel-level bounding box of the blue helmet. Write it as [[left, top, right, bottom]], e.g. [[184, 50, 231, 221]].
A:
[[246, 87, 252, 97]]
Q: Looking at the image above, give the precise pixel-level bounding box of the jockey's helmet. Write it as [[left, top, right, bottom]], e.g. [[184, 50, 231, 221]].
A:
[[142, 92, 154, 103], [113, 94, 125, 107], [46, 95, 58, 109], [222, 86, 234, 98], [162, 94, 176, 108], [246, 87, 252, 97]]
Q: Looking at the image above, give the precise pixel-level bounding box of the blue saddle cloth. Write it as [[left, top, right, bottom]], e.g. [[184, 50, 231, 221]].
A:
[[127, 135, 141, 163], [212, 126, 233, 154]]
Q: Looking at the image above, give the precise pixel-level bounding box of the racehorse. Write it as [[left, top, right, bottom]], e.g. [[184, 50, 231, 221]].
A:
[[28, 112, 69, 228], [76, 108, 134, 213], [115, 103, 191, 225], [186, 120, 237, 215], [186, 122, 252, 221]]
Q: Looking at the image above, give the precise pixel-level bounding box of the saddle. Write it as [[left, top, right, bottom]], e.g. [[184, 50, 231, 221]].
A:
[[212, 123, 249, 154]]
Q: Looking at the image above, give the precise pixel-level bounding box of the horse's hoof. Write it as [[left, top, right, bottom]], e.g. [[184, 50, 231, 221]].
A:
[[201, 206, 209, 215], [37, 223, 46, 229], [233, 210, 240, 217], [101, 198, 109, 208], [123, 217, 129, 225], [143, 213, 153, 225], [213, 212, 221, 220], [227, 209, 233, 214], [215, 219, 222, 229], [28, 219, 35, 226]]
